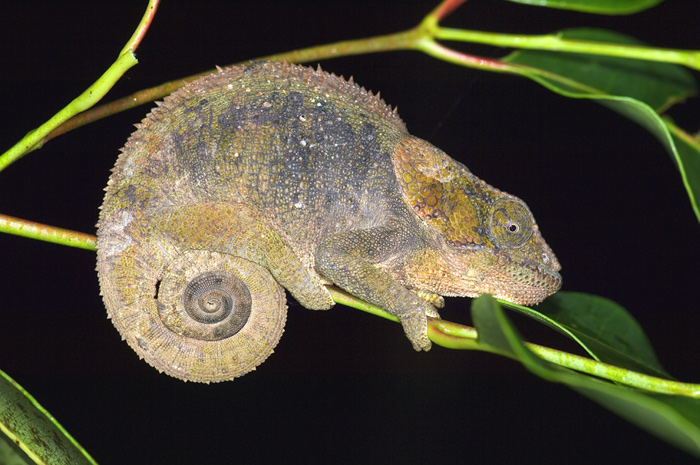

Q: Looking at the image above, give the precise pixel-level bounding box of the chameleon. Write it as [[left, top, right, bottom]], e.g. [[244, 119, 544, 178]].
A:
[[96, 61, 561, 383]]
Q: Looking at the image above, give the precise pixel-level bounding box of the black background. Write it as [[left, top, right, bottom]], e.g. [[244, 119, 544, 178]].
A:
[[1, 1, 699, 463]]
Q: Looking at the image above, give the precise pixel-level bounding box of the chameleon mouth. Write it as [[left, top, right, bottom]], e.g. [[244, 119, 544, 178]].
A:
[[486, 263, 562, 306]]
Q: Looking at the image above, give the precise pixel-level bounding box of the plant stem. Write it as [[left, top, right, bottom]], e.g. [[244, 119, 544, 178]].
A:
[[333, 286, 700, 398], [0, 50, 137, 173], [433, 27, 700, 71], [41, 27, 424, 145], [12, 0, 699, 153], [2, 212, 698, 398], [526, 342, 700, 398], [0, 0, 159, 174], [0, 214, 96, 250], [2, 0, 699, 400]]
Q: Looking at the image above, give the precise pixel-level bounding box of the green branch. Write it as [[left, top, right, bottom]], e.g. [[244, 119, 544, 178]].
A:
[[0, 214, 96, 250], [2, 209, 695, 398], [330, 286, 700, 398], [1, 0, 698, 403], [0, 0, 159, 174], [1, 0, 698, 460], [0, 50, 137, 173], [431, 28, 700, 71], [3, 0, 697, 160]]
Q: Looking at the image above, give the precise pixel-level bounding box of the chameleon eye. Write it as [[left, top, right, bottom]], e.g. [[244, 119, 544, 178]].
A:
[[487, 198, 534, 248]]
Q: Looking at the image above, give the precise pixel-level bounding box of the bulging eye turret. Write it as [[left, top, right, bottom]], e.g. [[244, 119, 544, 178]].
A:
[[487, 198, 534, 249]]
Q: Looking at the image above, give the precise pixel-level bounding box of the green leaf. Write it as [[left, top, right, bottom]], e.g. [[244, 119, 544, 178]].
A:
[[666, 120, 700, 209], [569, 385, 700, 459], [0, 370, 97, 465], [505, 292, 670, 379], [502, 28, 700, 223], [505, 0, 663, 15], [471, 295, 517, 358], [505, 28, 696, 112], [472, 295, 700, 458], [0, 436, 34, 465]]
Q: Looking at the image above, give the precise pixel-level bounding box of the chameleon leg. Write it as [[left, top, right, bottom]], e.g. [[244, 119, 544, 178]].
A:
[[154, 203, 335, 311], [315, 227, 439, 351]]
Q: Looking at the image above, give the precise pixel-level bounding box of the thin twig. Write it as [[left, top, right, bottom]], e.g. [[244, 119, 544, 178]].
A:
[[0, 0, 160, 173]]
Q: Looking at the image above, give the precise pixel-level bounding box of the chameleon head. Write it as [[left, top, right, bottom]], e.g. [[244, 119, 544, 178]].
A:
[[466, 196, 561, 304], [394, 136, 561, 305]]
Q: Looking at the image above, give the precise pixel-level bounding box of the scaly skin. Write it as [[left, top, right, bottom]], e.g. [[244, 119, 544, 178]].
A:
[[97, 61, 561, 364]]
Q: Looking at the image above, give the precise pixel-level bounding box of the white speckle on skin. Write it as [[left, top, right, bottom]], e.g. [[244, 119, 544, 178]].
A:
[[111, 210, 134, 232], [103, 211, 134, 256]]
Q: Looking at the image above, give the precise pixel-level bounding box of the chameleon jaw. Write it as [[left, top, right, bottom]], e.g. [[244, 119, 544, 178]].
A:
[[482, 260, 562, 306]]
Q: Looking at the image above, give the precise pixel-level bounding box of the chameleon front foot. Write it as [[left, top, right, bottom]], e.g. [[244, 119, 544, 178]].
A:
[[395, 301, 439, 351], [400, 313, 432, 351]]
